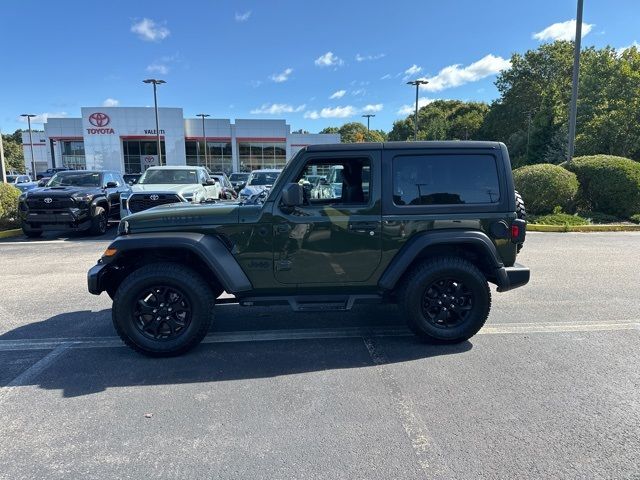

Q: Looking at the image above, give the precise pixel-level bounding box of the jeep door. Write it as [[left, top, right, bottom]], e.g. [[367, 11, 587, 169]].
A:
[[272, 151, 382, 285]]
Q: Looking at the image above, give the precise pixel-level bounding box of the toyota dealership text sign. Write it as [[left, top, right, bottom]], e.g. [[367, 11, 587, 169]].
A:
[[86, 112, 115, 134]]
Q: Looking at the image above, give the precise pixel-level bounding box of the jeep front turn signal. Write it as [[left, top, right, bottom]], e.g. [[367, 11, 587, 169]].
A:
[[103, 248, 118, 257]]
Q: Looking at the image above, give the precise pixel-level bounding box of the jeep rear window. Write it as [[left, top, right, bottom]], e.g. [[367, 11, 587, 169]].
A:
[[392, 154, 500, 206]]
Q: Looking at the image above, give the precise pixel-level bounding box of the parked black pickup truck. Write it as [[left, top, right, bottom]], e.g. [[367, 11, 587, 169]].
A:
[[19, 170, 130, 237]]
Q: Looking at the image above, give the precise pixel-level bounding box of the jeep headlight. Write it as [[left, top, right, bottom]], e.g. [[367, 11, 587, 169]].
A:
[[117, 220, 130, 235]]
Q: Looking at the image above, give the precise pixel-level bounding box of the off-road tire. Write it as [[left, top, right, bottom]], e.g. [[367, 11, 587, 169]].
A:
[[398, 256, 491, 344], [112, 263, 215, 357], [22, 226, 43, 238], [515, 190, 526, 253], [89, 206, 108, 236]]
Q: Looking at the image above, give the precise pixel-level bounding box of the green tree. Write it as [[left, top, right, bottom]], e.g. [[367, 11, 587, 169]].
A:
[[389, 100, 489, 142], [320, 123, 386, 143], [1, 130, 26, 173]]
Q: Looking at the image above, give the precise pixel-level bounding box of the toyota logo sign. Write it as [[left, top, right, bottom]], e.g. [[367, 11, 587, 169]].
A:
[[44, 197, 53, 203], [88, 112, 110, 127], [149, 194, 160, 201]]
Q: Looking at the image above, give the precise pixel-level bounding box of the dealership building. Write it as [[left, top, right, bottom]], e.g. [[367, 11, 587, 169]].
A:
[[21, 107, 340, 176]]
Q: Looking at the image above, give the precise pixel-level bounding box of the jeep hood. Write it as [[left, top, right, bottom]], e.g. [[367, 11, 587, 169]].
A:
[[123, 201, 242, 232], [131, 184, 201, 195]]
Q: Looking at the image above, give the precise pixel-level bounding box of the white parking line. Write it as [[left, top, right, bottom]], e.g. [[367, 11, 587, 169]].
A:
[[0, 343, 71, 403], [0, 321, 637, 353]]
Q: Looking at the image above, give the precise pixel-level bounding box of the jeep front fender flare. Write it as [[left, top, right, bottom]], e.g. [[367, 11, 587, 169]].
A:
[[378, 230, 503, 291], [105, 232, 252, 294]]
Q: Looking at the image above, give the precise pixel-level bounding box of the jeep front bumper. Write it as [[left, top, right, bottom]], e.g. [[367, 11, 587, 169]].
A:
[[495, 263, 530, 292]]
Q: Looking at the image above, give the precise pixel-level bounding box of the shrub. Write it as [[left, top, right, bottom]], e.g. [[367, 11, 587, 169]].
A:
[[563, 155, 640, 218], [0, 183, 21, 229], [630, 214, 640, 224], [531, 212, 590, 226], [576, 210, 621, 224], [513, 163, 579, 214]]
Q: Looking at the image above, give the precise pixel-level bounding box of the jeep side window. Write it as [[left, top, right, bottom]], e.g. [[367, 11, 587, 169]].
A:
[[392, 154, 500, 206], [296, 158, 370, 205]]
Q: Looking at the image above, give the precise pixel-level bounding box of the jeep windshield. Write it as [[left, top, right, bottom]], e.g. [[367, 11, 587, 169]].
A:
[[248, 172, 279, 186], [47, 172, 101, 187], [138, 169, 198, 185]]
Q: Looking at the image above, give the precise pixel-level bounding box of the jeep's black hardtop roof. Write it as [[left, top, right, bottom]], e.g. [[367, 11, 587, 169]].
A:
[[304, 141, 502, 152]]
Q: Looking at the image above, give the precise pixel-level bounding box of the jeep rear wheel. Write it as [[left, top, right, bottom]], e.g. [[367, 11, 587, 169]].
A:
[[112, 263, 215, 357], [399, 256, 490, 343]]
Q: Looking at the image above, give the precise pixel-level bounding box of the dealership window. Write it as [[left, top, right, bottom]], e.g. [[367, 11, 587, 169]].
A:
[[123, 140, 165, 174], [392, 154, 500, 206], [185, 140, 233, 174], [61, 141, 86, 170], [238, 142, 286, 172]]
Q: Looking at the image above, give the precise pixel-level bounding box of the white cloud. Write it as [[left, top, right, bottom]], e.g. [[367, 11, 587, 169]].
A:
[[18, 112, 67, 124], [304, 106, 357, 119], [617, 41, 640, 55], [355, 53, 385, 62], [362, 104, 383, 113], [420, 54, 511, 92], [380, 73, 392, 80], [329, 90, 346, 99], [250, 103, 306, 115], [351, 89, 366, 96], [146, 63, 169, 75], [102, 98, 119, 107], [131, 18, 170, 42], [403, 64, 422, 80], [397, 97, 437, 115], [235, 10, 252, 22], [533, 19, 594, 42], [315, 51, 344, 67], [269, 68, 293, 83]]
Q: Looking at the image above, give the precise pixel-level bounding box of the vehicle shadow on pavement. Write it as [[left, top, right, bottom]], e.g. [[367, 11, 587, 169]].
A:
[[1, 306, 472, 398]]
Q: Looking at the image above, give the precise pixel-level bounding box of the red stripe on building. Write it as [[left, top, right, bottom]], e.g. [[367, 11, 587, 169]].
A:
[[184, 137, 232, 141], [119, 135, 166, 140], [49, 137, 84, 140], [235, 137, 286, 142]]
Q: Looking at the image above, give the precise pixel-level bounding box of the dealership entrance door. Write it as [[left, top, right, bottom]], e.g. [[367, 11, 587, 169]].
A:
[[122, 139, 166, 173]]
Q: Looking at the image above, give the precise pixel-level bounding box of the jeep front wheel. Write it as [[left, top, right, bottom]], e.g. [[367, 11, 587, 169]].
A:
[[399, 256, 490, 343], [112, 263, 215, 356]]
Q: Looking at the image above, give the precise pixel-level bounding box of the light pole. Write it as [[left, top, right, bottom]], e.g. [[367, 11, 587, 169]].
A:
[[196, 113, 210, 166], [406, 79, 429, 141], [0, 129, 7, 183], [143, 79, 166, 165], [20, 114, 37, 179], [567, 0, 584, 163], [526, 111, 533, 159], [362, 114, 375, 132]]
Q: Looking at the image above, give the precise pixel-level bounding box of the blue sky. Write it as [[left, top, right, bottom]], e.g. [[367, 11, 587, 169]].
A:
[[1, 0, 638, 134]]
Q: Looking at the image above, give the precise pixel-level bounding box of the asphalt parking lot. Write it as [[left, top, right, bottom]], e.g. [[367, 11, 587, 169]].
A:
[[0, 230, 639, 479]]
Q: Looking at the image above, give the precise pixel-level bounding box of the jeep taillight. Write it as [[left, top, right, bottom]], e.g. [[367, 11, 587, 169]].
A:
[[511, 224, 520, 239]]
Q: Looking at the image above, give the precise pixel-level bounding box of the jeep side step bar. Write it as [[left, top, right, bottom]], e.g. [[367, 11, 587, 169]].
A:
[[237, 294, 383, 312]]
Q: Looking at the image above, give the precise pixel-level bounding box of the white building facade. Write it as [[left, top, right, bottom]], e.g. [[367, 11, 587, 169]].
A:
[[22, 107, 340, 175]]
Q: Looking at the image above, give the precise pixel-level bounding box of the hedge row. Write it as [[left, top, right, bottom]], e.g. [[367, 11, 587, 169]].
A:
[[513, 155, 640, 218], [0, 183, 21, 229]]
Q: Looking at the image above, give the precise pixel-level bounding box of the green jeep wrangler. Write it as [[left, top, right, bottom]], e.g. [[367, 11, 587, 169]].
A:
[[88, 141, 529, 356]]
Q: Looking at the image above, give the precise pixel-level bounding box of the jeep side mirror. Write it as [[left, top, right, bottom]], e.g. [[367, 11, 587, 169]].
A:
[[281, 183, 303, 208]]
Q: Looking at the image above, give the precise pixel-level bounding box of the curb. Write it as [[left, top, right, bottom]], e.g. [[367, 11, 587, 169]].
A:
[[528, 224, 640, 232], [0, 228, 22, 239]]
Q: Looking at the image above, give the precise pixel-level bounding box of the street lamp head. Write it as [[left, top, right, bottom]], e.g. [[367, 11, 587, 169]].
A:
[[196, 113, 211, 118], [362, 114, 376, 118], [407, 79, 429, 86], [20, 114, 36, 118], [143, 79, 166, 85]]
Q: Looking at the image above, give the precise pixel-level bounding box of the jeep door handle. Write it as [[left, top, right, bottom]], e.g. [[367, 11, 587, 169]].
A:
[[348, 222, 379, 232], [276, 224, 291, 233]]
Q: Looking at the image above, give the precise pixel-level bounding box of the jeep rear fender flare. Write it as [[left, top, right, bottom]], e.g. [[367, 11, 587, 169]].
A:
[[108, 232, 252, 294], [378, 230, 503, 291]]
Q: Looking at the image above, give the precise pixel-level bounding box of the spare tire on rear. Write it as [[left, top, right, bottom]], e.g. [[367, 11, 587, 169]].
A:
[[515, 190, 526, 252]]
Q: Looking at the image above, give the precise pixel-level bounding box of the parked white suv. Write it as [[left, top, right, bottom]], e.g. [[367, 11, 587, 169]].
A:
[[120, 166, 221, 217]]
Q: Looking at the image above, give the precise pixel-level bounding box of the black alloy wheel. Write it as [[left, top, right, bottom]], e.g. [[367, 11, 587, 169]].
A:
[[133, 286, 192, 341], [421, 278, 474, 328]]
